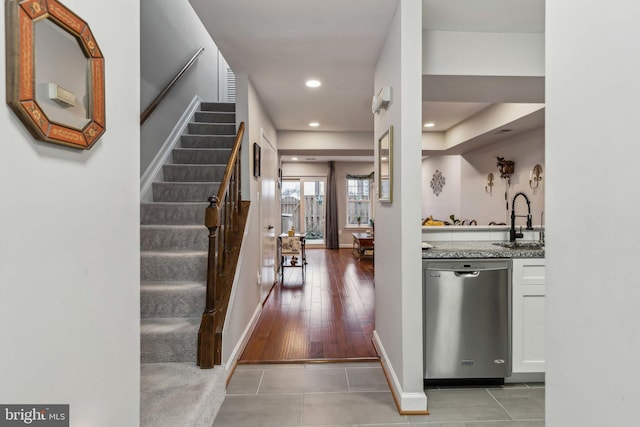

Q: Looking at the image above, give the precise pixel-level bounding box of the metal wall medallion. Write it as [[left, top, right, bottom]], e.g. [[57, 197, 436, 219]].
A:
[[6, 0, 105, 149], [430, 170, 445, 196]]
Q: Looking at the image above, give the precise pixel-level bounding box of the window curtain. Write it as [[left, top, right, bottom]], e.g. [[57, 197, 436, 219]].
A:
[[325, 161, 339, 249], [345, 172, 374, 180]]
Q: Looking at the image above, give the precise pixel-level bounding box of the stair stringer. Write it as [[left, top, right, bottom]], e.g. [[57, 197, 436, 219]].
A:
[[218, 202, 263, 373], [141, 95, 202, 203]]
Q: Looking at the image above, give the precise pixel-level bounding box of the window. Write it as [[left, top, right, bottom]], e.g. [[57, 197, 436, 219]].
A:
[[346, 178, 371, 226], [281, 179, 326, 241]]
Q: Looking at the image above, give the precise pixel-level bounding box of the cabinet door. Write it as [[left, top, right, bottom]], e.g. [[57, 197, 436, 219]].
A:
[[512, 284, 546, 373], [512, 258, 546, 285]]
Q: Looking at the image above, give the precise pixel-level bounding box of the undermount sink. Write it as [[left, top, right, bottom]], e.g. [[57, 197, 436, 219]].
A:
[[493, 241, 544, 250]]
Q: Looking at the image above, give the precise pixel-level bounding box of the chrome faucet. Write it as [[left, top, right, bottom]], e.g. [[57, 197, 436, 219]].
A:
[[510, 192, 533, 242]]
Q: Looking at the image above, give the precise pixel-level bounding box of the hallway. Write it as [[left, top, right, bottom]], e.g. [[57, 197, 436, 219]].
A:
[[215, 362, 545, 426], [240, 248, 377, 362]]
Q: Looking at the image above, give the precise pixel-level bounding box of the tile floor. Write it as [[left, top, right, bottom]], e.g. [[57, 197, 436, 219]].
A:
[[212, 362, 545, 427]]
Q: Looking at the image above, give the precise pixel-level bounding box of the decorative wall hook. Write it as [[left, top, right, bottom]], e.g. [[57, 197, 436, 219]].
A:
[[496, 157, 515, 186], [529, 164, 543, 189], [485, 173, 494, 194]]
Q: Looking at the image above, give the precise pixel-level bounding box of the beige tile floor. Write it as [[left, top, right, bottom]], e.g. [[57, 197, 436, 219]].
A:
[[212, 362, 545, 427]]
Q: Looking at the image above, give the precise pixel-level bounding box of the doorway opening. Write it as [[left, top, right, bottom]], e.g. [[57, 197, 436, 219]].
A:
[[281, 177, 326, 247]]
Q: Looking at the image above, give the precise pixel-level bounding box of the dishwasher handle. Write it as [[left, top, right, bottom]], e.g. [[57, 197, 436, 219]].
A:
[[454, 271, 480, 277]]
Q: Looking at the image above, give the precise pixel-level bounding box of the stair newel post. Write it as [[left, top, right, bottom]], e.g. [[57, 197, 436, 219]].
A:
[[197, 195, 220, 368]]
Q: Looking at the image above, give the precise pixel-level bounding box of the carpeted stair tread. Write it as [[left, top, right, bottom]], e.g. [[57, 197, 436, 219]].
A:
[[152, 182, 220, 202], [141, 282, 205, 318], [172, 148, 232, 165], [188, 122, 235, 135], [200, 102, 235, 112], [140, 362, 225, 427], [162, 164, 227, 182], [180, 134, 235, 149], [141, 251, 207, 282], [194, 111, 235, 123], [141, 317, 200, 363], [141, 202, 207, 225], [141, 225, 208, 251]]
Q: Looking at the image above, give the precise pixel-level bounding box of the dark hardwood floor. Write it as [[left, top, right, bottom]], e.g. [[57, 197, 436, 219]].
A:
[[239, 248, 377, 363]]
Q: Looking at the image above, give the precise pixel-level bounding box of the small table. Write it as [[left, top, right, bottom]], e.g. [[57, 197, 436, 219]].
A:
[[352, 232, 374, 260], [278, 233, 307, 282]]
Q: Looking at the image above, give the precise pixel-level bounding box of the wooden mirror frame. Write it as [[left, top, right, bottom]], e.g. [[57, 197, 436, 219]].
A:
[[5, 0, 105, 149], [377, 125, 393, 203]]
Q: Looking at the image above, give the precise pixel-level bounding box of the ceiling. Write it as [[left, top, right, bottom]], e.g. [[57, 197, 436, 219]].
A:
[[189, 0, 545, 145]]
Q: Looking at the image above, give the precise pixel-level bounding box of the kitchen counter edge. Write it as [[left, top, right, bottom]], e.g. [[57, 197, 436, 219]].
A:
[[422, 241, 545, 259]]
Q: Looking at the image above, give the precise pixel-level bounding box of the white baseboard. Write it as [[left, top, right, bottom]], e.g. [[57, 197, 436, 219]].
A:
[[506, 372, 545, 383], [140, 95, 202, 202], [373, 331, 428, 414], [224, 303, 262, 376]]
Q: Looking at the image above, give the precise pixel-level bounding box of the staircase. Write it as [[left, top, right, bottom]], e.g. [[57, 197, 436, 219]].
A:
[[140, 102, 236, 427]]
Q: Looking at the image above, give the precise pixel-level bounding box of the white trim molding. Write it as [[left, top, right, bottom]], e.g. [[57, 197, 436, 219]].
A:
[[373, 330, 428, 413], [224, 303, 262, 375], [140, 95, 203, 202]]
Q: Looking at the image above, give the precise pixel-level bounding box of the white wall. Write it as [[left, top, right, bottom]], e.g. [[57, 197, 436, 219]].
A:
[[373, 0, 426, 412], [461, 127, 544, 226], [222, 75, 278, 365], [140, 0, 222, 174], [546, 2, 640, 426], [421, 156, 461, 221], [0, 0, 140, 425], [282, 162, 328, 178], [422, 128, 545, 227], [423, 30, 544, 77], [279, 131, 374, 152]]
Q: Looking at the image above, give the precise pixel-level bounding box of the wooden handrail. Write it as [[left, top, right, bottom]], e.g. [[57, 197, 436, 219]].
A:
[[197, 122, 246, 368], [140, 47, 205, 125]]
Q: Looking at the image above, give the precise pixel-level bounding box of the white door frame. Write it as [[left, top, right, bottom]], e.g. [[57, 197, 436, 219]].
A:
[[259, 129, 277, 303], [299, 176, 326, 247]]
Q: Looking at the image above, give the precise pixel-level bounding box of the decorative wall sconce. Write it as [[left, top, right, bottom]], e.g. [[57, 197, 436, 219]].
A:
[[430, 169, 445, 197], [485, 173, 494, 194], [529, 164, 543, 189], [496, 157, 515, 185]]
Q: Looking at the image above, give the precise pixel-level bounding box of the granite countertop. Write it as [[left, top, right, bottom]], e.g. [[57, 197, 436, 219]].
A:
[[422, 241, 545, 259]]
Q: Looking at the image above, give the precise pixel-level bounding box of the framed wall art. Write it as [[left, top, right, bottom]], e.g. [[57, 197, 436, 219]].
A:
[[5, 0, 106, 149], [377, 125, 393, 203], [253, 142, 261, 178]]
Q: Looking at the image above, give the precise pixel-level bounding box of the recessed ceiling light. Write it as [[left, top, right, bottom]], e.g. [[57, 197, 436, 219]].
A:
[[423, 122, 435, 128], [291, 157, 299, 161], [309, 122, 320, 127], [305, 79, 321, 88]]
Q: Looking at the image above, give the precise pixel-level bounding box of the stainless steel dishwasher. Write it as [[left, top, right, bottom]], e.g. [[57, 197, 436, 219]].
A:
[[423, 259, 511, 383]]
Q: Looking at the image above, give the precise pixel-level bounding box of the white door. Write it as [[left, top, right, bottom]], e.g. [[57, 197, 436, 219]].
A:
[[260, 132, 277, 302], [300, 178, 326, 245]]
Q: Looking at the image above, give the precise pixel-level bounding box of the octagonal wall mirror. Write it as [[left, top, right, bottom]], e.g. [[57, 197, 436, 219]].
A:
[[5, 0, 105, 149]]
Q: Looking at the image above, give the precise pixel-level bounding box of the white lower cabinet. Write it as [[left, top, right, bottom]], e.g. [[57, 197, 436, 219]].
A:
[[512, 258, 546, 373]]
